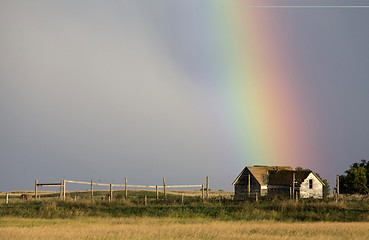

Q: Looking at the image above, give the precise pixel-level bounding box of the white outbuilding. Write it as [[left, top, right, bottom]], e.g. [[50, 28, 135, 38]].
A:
[[232, 166, 325, 199]]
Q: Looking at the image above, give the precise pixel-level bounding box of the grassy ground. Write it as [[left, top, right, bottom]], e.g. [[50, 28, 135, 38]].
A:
[[1, 197, 369, 222], [1, 217, 369, 240], [2, 191, 369, 239]]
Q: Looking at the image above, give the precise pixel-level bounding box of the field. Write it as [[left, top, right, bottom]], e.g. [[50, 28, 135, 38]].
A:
[[1, 190, 369, 239], [1, 217, 369, 240]]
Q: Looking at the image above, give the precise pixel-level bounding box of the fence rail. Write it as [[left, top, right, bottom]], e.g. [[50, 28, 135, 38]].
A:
[[30, 177, 209, 203], [165, 185, 202, 188], [36, 183, 62, 187], [64, 180, 202, 189]]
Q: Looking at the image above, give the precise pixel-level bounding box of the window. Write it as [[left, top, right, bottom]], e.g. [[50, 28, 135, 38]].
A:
[[309, 179, 313, 189]]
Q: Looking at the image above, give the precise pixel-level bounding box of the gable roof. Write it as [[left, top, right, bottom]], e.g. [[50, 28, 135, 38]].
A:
[[232, 166, 294, 185]]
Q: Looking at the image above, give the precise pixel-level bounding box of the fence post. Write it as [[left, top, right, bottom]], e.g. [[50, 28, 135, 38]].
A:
[[63, 180, 66, 201], [248, 174, 250, 198], [255, 192, 258, 202], [125, 178, 127, 200], [182, 194, 184, 204], [35, 179, 38, 200], [336, 175, 339, 200], [206, 176, 209, 200], [144, 195, 147, 206], [91, 180, 94, 202], [292, 172, 295, 200], [110, 184, 113, 202], [295, 191, 298, 202], [60, 180, 63, 199], [201, 184, 204, 202], [5, 193, 8, 204], [163, 177, 166, 201], [289, 187, 292, 199], [156, 186, 158, 200]]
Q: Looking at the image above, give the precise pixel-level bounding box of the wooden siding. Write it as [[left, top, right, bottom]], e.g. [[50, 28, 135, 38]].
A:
[[234, 169, 261, 199], [299, 172, 323, 199], [267, 185, 291, 198]]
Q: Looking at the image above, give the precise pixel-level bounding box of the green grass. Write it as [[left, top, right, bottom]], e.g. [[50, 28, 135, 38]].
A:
[[1, 191, 369, 222]]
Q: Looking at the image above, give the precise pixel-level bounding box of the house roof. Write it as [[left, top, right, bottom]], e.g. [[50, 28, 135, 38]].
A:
[[232, 166, 294, 185], [268, 170, 311, 186], [232, 166, 325, 186]]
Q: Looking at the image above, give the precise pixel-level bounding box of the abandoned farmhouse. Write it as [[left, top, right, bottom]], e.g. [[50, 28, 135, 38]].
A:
[[232, 166, 325, 199]]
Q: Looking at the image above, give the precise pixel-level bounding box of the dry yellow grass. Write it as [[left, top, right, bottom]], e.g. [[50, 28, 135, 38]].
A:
[[1, 217, 369, 240], [165, 190, 233, 198]]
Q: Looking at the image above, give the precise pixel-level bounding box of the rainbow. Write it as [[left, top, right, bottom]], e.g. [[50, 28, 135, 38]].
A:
[[208, 4, 315, 168], [155, 2, 319, 171]]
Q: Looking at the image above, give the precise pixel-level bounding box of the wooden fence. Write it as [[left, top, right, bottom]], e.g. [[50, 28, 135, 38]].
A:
[[32, 177, 209, 202]]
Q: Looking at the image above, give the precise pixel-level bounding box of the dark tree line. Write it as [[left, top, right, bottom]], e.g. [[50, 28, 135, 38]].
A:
[[339, 159, 369, 194]]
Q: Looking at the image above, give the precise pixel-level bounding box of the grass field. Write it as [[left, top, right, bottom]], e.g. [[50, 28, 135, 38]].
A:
[[2, 198, 369, 221], [1, 217, 369, 240], [2, 191, 369, 239]]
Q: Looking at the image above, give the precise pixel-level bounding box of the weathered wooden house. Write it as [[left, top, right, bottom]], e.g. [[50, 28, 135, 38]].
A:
[[232, 166, 324, 199]]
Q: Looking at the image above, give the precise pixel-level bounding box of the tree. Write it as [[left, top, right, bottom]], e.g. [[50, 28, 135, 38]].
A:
[[295, 167, 330, 198], [339, 159, 369, 194]]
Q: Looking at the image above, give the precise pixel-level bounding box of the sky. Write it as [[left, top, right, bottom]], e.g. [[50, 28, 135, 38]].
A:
[[1, 0, 369, 192]]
